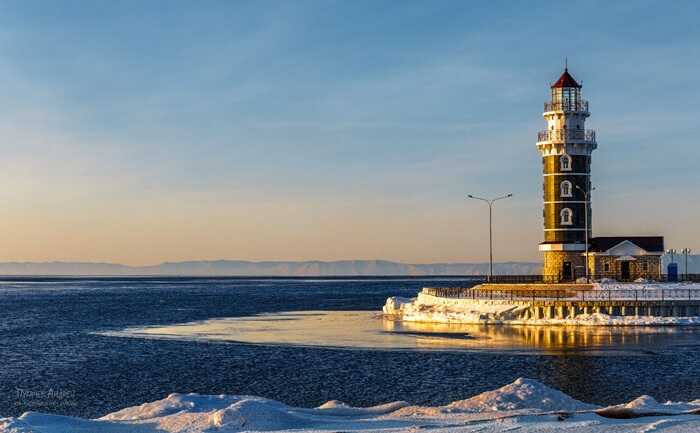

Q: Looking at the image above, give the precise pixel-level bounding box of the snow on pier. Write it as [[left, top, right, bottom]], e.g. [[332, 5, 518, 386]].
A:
[[384, 283, 700, 325]]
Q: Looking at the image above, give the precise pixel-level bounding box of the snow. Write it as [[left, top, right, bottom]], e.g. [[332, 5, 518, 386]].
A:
[[393, 378, 597, 418], [595, 395, 700, 418], [448, 378, 598, 413], [383, 292, 528, 324], [383, 283, 700, 325], [2, 378, 700, 432]]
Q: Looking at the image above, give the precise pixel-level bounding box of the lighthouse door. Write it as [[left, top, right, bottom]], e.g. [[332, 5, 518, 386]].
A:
[[562, 262, 573, 281], [621, 262, 631, 281]]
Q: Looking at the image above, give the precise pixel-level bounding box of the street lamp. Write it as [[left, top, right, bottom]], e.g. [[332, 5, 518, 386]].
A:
[[667, 249, 677, 264], [466, 193, 513, 282], [574, 185, 595, 282], [666, 249, 677, 281], [682, 248, 692, 281]]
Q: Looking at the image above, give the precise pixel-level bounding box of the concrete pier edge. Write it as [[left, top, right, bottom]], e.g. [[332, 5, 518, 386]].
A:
[[421, 283, 700, 320]]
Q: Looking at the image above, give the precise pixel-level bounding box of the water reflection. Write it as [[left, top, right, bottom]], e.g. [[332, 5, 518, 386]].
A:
[[383, 320, 688, 354], [101, 310, 699, 356]]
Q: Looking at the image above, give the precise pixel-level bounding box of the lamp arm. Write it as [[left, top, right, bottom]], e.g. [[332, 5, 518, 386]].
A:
[[492, 193, 513, 203], [467, 195, 489, 203]]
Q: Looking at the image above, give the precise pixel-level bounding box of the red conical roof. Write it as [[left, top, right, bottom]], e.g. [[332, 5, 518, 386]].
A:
[[551, 68, 581, 88]]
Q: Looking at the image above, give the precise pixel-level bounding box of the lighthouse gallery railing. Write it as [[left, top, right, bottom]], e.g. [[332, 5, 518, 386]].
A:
[[544, 100, 589, 113], [537, 129, 596, 143]]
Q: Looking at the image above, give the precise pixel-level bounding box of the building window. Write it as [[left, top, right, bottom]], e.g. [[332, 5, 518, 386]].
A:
[[560, 154, 572, 171], [560, 180, 572, 197], [560, 208, 573, 225], [642, 262, 648, 272], [604, 262, 610, 272]]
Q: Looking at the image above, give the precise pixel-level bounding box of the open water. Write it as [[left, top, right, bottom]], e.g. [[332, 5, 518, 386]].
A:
[[1, 277, 699, 418]]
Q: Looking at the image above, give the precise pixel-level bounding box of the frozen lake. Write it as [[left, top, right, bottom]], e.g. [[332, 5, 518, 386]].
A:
[[104, 310, 700, 356]]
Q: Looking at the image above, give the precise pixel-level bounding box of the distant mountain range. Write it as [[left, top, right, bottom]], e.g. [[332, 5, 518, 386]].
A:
[[0, 256, 695, 276], [0, 260, 543, 276]]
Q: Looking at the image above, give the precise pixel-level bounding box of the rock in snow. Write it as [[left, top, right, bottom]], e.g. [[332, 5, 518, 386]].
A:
[[2, 378, 700, 432]]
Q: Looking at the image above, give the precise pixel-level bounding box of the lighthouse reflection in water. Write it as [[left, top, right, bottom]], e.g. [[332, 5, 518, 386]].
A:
[[103, 310, 695, 356]]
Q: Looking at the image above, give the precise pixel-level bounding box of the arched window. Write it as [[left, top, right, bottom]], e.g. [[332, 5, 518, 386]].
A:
[[560, 154, 572, 171], [560, 208, 573, 225], [560, 180, 572, 198]]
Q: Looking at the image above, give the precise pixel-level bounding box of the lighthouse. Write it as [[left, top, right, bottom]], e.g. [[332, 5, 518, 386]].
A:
[[537, 67, 597, 281]]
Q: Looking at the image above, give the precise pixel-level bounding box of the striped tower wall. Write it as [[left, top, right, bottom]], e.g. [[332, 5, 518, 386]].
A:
[[537, 69, 597, 280]]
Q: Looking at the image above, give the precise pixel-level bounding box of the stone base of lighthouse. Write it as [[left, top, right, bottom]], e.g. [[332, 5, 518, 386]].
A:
[[543, 251, 586, 281]]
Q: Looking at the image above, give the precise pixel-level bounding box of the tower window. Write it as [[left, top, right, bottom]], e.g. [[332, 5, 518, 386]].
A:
[[560, 154, 572, 171], [560, 180, 572, 198], [560, 208, 573, 225], [604, 262, 610, 272]]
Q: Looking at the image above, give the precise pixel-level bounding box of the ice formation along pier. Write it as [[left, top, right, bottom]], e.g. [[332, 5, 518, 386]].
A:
[[383, 283, 700, 325]]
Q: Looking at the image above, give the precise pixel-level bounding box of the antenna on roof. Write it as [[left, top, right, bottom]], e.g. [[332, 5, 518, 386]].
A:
[[565, 57, 568, 71]]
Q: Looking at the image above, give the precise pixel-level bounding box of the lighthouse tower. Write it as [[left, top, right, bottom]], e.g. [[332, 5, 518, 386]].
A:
[[537, 68, 597, 281]]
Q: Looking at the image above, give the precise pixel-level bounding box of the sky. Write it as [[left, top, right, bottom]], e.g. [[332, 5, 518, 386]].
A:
[[0, 0, 698, 265]]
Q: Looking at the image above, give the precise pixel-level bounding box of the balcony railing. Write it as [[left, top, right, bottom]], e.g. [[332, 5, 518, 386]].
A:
[[544, 100, 589, 113], [537, 129, 596, 143]]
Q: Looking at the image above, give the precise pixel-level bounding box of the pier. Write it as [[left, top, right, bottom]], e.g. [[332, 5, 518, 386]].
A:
[[421, 285, 700, 320]]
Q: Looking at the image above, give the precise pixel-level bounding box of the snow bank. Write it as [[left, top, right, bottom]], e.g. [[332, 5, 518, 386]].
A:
[[2, 378, 700, 432], [393, 377, 597, 418], [383, 292, 530, 324], [447, 377, 598, 413], [595, 395, 700, 419], [207, 399, 313, 430], [102, 393, 262, 421]]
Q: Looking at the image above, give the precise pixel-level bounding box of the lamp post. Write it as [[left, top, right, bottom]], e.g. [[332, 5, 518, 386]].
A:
[[666, 249, 677, 281], [466, 193, 513, 282], [575, 185, 595, 282], [667, 249, 677, 264], [682, 248, 692, 281]]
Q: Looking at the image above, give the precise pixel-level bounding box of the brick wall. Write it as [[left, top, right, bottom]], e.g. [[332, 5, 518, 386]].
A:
[[543, 251, 586, 278], [590, 255, 661, 280]]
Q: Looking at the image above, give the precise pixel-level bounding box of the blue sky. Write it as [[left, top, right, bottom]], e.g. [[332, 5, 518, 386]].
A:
[[0, 1, 698, 264]]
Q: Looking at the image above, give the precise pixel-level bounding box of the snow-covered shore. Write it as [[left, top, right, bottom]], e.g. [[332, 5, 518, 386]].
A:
[[2, 378, 699, 432], [383, 283, 700, 325]]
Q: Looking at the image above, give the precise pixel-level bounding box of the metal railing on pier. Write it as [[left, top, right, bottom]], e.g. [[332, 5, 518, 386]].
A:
[[474, 274, 700, 284], [482, 275, 561, 284], [422, 286, 700, 302]]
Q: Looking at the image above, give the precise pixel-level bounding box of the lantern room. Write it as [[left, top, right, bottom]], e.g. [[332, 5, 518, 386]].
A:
[[550, 68, 582, 112]]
